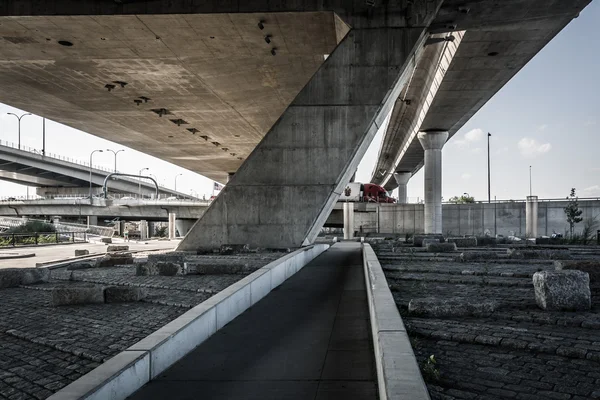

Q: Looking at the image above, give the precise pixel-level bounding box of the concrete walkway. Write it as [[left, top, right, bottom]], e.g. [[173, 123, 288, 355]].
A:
[[128, 242, 377, 400]]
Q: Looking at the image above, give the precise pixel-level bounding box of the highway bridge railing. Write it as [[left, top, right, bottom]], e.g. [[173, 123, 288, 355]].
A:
[[0, 231, 86, 247], [0, 216, 114, 238]]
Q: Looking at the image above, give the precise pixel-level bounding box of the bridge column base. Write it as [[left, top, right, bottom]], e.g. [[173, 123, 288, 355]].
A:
[[177, 26, 427, 250]]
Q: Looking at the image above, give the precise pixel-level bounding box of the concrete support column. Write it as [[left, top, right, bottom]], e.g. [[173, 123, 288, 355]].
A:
[[417, 131, 448, 234], [86, 216, 97, 227], [177, 27, 426, 250], [140, 220, 148, 240], [393, 172, 412, 204], [175, 219, 195, 237], [526, 196, 538, 238], [168, 213, 176, 240], [343, 202, 355, 240]]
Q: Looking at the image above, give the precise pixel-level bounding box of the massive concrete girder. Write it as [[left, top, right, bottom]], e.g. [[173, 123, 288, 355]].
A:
[[371, 0, 591, 190]]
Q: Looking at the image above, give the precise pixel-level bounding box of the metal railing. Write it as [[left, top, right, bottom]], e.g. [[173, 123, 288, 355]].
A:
[[0, 231, 86, 247], [0, 216, 114, 237]]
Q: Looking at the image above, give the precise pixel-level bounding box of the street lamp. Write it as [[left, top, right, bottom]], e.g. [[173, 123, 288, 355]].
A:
[[139, 167, 150, 199], [174, 173, 183, 192], [89, 149, 104, 200], [6, 112, 33, 149], [487, 132, 492, 204], [106, 149, 124, 172]]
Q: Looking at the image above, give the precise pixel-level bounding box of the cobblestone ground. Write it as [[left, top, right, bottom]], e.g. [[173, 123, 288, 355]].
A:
[[372, 242, 600, 400], [0, 252, 282, 399]]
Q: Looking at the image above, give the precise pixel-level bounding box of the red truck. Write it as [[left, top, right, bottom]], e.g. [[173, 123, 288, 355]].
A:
[[338, 182, 396, 203]]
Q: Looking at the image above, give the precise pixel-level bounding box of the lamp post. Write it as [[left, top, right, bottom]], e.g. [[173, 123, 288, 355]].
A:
[[89, 149, 104, 200], [6, 112, 32, 149], [174, 173, 183, 193], [487, 132, 491, 203], [106, 149, 124, 172], [138, 167, 150, 199]]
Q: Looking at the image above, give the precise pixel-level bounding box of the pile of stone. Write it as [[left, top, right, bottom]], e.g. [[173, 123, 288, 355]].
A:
[[413, 235, 445, 247]]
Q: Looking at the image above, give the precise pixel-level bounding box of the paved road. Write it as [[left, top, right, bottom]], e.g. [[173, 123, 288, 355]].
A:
[[0, 239, 179, 269], [129, 242, 377, 400]]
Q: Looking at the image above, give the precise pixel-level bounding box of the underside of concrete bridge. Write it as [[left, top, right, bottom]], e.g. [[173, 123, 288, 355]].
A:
[[0, 0, 593, 248]]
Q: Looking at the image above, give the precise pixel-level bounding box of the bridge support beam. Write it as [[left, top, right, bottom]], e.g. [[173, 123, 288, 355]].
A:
[[394, 172, 412, 204], [417, 130, 448, 234], [343, 202, 355, 240], [168, 213, 176, 240], [178, 27, 426, 250]]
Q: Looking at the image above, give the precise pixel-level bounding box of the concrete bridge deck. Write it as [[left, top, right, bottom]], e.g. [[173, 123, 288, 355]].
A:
[[129, 242, 377, 400]]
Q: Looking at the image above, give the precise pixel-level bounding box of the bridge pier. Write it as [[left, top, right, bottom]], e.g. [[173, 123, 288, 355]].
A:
[[394, 172, 412, 204], [417, 130, 448, 234], [178, 26, 427, 250], [526, 196, 539, 238]]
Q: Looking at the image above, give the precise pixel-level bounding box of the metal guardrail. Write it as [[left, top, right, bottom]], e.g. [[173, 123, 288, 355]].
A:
[[0, 216, 113, 237], [0, 231, 86, 247]]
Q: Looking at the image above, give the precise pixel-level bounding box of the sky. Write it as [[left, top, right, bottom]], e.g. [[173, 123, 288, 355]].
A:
[[0, 2, 599, 202]]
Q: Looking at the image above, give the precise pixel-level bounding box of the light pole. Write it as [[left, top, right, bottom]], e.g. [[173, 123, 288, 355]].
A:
[[6, 112, 32, 149], [139, 167, 149, 199], [89, 149, 104, 200], [174, 173, 183, 193], [487, 132, 491, 203], [106, 149, 124, 172]]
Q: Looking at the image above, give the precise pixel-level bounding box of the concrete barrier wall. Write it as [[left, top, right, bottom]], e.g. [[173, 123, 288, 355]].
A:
[[353, 199, 600, 237], [362, 243, 430, 400], [47, 244, 329, 400]]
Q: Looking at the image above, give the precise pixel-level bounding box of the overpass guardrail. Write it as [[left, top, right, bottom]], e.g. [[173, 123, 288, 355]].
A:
[[0, 231, 86, 247]]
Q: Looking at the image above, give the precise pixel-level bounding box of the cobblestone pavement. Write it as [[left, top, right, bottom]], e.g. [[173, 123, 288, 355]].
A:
[[372, 242, 600, 400], [0, 251, 283, 399]]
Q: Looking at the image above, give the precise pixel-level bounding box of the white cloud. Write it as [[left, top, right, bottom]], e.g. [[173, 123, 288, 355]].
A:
[[461, 173, 472, 180], [453, 128, 485, 148], [537, 124, 548, 132], [517, 137, 552, 157], [582, 185, 600, 196], [464, 128, 484, 142]]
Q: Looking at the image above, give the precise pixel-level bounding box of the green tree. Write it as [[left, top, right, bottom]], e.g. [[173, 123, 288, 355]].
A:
[[448, 194, 475, 204], [564, 188, 583, 237]]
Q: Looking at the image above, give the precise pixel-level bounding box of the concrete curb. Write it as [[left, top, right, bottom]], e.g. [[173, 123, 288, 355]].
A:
[[0, 252, 35, 260], [362, 243, 430, 400], [47, 244, 329, 400]]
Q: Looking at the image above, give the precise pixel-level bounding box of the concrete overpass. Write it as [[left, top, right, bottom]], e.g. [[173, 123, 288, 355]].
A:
[[0, 141, 193, 198], [0, 0, 593, 249]]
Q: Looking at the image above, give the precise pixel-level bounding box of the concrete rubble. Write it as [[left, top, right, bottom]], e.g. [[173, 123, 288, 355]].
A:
[[533, 270, 591, 311], [0, 268, 50, 288]]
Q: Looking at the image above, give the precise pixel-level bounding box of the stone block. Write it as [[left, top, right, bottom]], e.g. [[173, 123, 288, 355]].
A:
[[67, 262, 96, 271], [107, 245, 129, 252], [20, 268, 50, 285], [476, 237, 496, 246], [75, 249, 90, 256], [220, 244, 250, 254], [426, 242, 457, 253], [455, 252, 499, 262], [51, 285, 105, 306], [422, 238, 440, 248], [408, 297, 497, 317], [508, 248, 571, 260], [136, 262, 184, 276], [555, 260, 600, 283], [104, 286, 146, 303], [0, 269, 26, 288], [447, 237, 478, 247], [0, 268, 50, 288], [533, 270, 591, 311], [186, 262, 249, 275], [413, 235, 444, 247], [96, 252, 134, 267], [100, 237, 112, 244]]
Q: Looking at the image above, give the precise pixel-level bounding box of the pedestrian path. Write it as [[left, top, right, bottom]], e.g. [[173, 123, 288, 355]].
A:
[[128, 242, 377, 400]]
